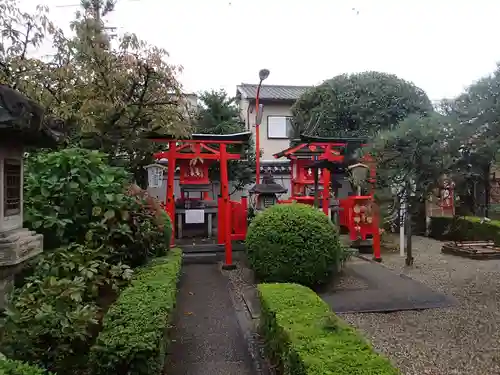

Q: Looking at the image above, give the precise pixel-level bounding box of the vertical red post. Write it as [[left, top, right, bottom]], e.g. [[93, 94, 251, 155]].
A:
[[255, 86, 262, 185], [290, 159, 295, 196], [372, 199, 382, 262], [217, 196, 225, 245], [166, 140, 176, 247], [219, 144, 235, 269], [322, 168, 331, 216]]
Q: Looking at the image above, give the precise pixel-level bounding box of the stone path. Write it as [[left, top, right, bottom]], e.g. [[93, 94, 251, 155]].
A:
[[167, 264, 255, 375], [321, 257, 457, 313]]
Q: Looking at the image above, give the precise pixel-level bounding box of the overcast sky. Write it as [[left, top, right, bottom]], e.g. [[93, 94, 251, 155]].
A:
[[20, 0, 500, 101]]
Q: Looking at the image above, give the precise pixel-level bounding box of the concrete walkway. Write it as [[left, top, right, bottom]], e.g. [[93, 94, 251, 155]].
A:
[[166, 264, 255, 375]]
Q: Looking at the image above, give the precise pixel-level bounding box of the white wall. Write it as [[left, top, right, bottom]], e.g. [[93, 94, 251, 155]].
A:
[[239, 99, 294, 160]]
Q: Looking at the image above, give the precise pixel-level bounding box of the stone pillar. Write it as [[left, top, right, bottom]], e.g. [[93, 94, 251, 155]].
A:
[[0, 263, 23, 310]]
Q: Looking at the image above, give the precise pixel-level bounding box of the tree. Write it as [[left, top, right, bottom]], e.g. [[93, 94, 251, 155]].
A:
[[196, 89, 245, 135], [195, 89, 255, 192], [291, 71, 433, 138], [0, 1, 55, 101], [369, 113, 459, 265], [1, 0, 189, 185], [438, 66, 500, 216]]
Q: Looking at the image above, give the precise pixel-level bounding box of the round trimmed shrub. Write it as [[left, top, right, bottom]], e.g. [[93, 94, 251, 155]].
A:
[[245, 203, 341, 287]]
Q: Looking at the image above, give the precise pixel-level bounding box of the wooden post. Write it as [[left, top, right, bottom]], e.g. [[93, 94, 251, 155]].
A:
[[220, 144, 235, 269], [313, 167, 319, 208], [217, 196, 224, 245], [166, 140, 176, 247], [322, 168, 331, 216], [372, 200, 382, 262]]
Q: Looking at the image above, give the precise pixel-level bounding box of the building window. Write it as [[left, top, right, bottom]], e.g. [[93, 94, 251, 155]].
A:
[[267, 116, 292, 139], [4, 158, 21, 217]]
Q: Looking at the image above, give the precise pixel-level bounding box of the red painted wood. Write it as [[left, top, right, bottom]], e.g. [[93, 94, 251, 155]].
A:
[[166, 141, 176, 247], [219, 144, 233, 266], [178, 159, 213, 185], [217, 196, 225, 245]]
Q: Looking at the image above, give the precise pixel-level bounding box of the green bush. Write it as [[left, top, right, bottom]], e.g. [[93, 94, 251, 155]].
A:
[[258, 283, 399, 375], [0, 358, 53, 375], [24, 148, 169, 267], [0, 243, 134, 374], [89, 248, 182, 375], [429, 216, 500, 243], [4, 148, 171, 374], [159, 211, 172, 249], [245, 203, 341, 287]]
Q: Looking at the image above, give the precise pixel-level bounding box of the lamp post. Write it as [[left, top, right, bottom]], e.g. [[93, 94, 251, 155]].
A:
[[255, 68, 270, 185]]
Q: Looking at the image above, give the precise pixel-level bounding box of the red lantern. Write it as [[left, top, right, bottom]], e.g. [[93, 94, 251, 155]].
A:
[[346, 196, 375, 241], [439, 179, 455, 214]]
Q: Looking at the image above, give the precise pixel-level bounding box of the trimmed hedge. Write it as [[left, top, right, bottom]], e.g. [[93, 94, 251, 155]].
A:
[[258, 283, 399, 375], [0, 358, 53, 375], [89, 248, 182, 375], [246, 203, 341, 287], [429, 216, 500, 244]]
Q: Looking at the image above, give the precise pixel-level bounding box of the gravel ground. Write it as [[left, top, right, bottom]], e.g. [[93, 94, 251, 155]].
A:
[[342, 235, 500, 375]]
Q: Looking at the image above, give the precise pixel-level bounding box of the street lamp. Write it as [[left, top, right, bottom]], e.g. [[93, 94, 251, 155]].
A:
[[255, 68, 270, 184], [259, 69, 270, 81]]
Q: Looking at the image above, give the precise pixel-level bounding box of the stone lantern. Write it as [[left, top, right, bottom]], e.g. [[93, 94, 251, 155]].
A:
[[249, 171, 287, 211], [144, 163, 166, 188], [0, 84, 61, 308], [347, 162, 370, 196]]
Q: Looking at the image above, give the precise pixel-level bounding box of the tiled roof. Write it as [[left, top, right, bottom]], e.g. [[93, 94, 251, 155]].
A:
[[236, 84, 311, 101], [260, 159, 291, 174]]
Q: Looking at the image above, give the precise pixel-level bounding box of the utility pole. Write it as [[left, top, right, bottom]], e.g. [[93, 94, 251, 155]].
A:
[[57, 1, 117, 39], [90, 0, 101, 21]]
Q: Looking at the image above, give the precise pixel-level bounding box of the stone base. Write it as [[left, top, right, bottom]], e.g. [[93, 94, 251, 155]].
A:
[[0, 227, 43, 266]]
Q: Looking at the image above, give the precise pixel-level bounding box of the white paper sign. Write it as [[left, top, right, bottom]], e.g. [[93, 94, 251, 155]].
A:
[[185, 209, 205, 224], [146, 165, 164, 188]]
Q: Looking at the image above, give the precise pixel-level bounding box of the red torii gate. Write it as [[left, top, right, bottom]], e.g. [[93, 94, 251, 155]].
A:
[[147, 131, 251, 269]]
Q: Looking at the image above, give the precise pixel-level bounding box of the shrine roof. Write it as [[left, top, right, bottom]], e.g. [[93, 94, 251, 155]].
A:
[[249, 183, 288, 194], [273, 143, 331, 159], [249, 170, 288, 194], [274, 135, 369, 159], [0, 85, 63, 147], [299, 134, 368, 144], [145, 131, 252, 143]]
